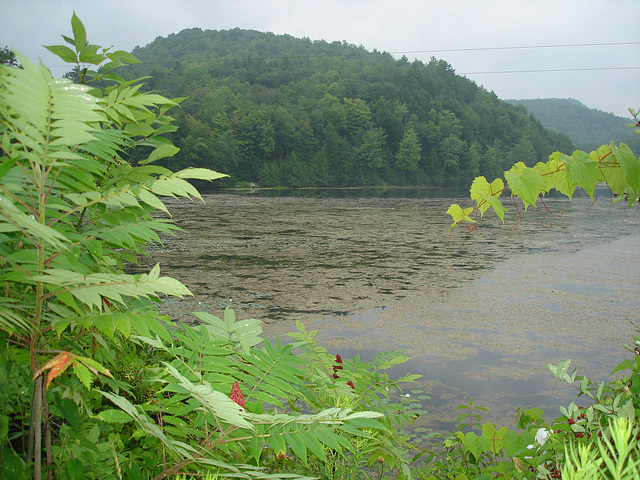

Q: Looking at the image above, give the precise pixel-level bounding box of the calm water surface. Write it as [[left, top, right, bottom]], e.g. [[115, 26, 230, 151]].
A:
[[136, 188, 640, 441]]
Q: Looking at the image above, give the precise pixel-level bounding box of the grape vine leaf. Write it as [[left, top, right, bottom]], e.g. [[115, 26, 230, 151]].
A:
[[612, 143, 640, 192], [543, 154, 575, 198], [561, 151, 602, 199], [469, 176, 506, 221], [599, 146, 628, 196], [503, 162, 546, 208], [446, 204, 475, 230]]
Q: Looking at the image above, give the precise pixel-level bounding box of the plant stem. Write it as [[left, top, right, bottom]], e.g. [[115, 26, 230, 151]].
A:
[[29, 376, 43, 480], [44, 394, 52, 480]]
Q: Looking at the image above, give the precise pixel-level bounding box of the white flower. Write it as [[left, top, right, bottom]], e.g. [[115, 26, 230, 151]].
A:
[[535, 428, 550, 446], [525, 428, 550, 458]]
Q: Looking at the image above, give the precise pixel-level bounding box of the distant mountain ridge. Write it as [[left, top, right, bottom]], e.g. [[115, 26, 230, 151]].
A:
[[505, 98, 639, 152]]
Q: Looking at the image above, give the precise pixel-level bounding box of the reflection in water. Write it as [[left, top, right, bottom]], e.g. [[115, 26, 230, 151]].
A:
[[134, 188, 640, 441]]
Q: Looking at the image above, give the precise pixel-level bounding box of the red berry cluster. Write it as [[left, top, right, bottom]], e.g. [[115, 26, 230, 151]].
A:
[[566, 411, 594, 439], [332, 354, 344, 379], [530, 461, 562, 479], [332, 354, 355, 391], [613, 192, 640, 203], [230, 380, 246, 408], [118, 365, 142, 381], [547, 465, 562, 479]]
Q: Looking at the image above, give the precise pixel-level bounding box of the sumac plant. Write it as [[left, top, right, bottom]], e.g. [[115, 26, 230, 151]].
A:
[[0, 14, 221, 480], [0, 15, 420, 480]]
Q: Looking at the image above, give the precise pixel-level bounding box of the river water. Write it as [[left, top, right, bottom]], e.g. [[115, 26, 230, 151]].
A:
[[136, 187, 640, 442]]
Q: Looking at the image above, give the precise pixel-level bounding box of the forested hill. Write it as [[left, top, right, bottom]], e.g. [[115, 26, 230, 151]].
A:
[[122, 28, 574, 188], [505, 98, 639, 153]]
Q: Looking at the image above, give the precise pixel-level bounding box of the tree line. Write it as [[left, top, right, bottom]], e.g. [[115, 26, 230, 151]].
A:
[[119, 28, 574, 188]]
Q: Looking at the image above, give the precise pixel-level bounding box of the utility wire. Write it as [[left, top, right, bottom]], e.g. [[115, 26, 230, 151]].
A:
[[388, 41, 640, 56], [45, 41, 640, 70], [460, 66, 640, 75]]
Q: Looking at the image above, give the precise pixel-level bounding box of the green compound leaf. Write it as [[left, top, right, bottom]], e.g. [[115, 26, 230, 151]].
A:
[[70, 12, 87, 51], [297, 429, 326, 462], [0, 195, 69, 250], [175, 167, 229, 181], [32, 266, 192, 311], [283, 431, 308, 465], [94, 409, 135, 424], [162, 362, 254, 431], [142, 144, 180, 164], [72, 362, 93, 390], [78, 44, 106, 65], [44, 45, 77, 64]]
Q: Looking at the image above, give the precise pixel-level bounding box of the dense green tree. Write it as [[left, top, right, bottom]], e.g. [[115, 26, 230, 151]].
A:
[[371, 97, 408, 152], [1, 18, 424, 480], [511, 136, 537, 165], [120, 28, 573, 188], [463, 141, 483, 183], [396, 126, 421, 172], [342, 97, 373, 140], [356, 127, 387, 170], [0, 46, 18, 67], [439, 134, 466, 176]]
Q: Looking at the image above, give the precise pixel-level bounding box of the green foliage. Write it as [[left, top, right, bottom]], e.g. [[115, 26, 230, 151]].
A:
[[0, 14, 235, 478], [117, 28, 572, 188], [439, 112, 640, 479], [96, 311, 421, 480], [396, 126, 421, 173], [6, 14, 638, 480], [0, 15, 424, 480], [286, 321, 422, 479], [0, 46, 19, 67], [414, 334, 640, 479], [448, 108, 640, 230], [562, 417, 640, 479]]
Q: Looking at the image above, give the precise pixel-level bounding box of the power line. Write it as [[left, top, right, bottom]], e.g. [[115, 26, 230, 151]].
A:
[[44, 41, 640, 70], [460, 66, 640, 75], [389, 41, 640, 56]]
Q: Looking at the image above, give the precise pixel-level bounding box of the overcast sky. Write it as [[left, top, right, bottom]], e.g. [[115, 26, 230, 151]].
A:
[[1, 0, 639, 118]]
